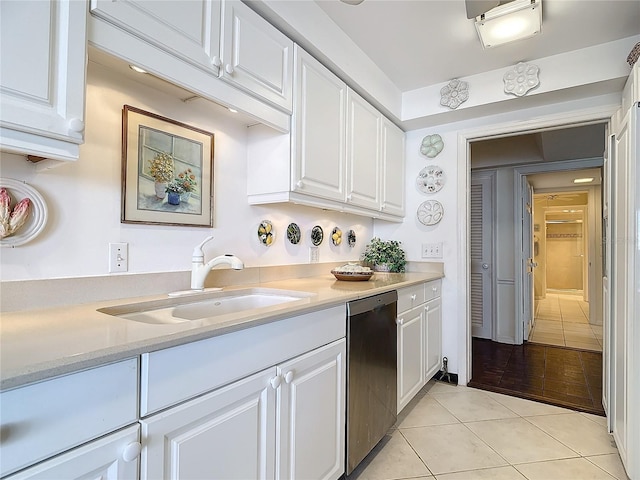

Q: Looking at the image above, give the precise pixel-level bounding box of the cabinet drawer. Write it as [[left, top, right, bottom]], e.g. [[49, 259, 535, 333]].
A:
[[397, 284, 426, 313], [141, 306, 346, 416], [425, 279, 442, 302], [0, 359, 138, 477]]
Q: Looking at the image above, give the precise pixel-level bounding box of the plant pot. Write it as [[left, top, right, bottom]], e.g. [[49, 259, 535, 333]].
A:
[[374, 263, 392, 272], [154, 181, 167, 199], [167, 191, 181, 205]]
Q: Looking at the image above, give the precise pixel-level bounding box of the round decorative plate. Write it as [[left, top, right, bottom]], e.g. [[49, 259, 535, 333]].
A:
[[347, 229, 356, 248], [258, 220, 275, 246], [286, 222, 301, 244], [420, 134, 444, 158], [331, 227, 342, 246], [417, 200, 444, 226], [0, 178, 48, 248], [311, 225, 324, 246], [416, 165, 445, 194]]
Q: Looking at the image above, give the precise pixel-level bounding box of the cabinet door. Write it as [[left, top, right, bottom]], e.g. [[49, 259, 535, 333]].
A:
[[221, 1, 293, 113], [398, 306, 425, 413], [7, 425, 139, 480], [381, 118, 406, 217], [90, 0, 222, 75], [0, 0, 86, 158], [292, 46, 347, 202], [425, 297, 443, 381], [277, 339, 346, 480], [346, 90, 381, 210], [140, 368, 276, 480]]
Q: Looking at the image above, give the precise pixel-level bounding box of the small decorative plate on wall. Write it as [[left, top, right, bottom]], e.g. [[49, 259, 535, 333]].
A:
[[416, 165, 445, 194], [286, 222, 301, 244], [0, 178, 48, 248], [347, 229, 356, 248], [258, 220, 275, 246], [417, 200, 444, 226], [331, 227, 342, 246], [311, 225, 324, 246]]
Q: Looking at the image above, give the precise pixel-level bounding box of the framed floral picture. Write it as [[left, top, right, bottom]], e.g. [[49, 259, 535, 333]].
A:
[[121, 105, 214, 227]]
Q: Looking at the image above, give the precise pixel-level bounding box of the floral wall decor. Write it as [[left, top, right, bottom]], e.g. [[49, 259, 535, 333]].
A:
[[440, 79, 469, 109], [504, 62, 540, 97], [420, 134, 444, 158]]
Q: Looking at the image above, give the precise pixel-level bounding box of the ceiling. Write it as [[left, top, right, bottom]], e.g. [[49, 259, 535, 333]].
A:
[[314, 0, 640, 92]]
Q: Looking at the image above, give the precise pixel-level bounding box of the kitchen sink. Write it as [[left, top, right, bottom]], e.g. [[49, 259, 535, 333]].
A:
[[98, 288, 315, 325]]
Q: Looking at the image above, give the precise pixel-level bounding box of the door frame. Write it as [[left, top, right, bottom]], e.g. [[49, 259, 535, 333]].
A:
[[457, 104, 617, 385], [513, 158, 603, 343]]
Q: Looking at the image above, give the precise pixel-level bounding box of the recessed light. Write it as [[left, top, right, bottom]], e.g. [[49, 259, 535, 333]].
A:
[[228, 108, 238, 113], [129, 65, 147, 74], [573, 177, 594, 184]]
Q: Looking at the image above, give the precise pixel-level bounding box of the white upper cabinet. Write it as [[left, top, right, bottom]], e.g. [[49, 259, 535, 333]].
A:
[[221, 1, 293, 113], [90, 0, 223, 76], [346, 90, 381, 211], [292, 46, 347, 202], [0, 0, 87, 164], [381, 118, 406, 217]]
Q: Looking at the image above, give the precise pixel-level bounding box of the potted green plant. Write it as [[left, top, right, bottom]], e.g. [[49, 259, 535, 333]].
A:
[[148, 152, 174, 199], [165, 179, 185, 205], [361, 237, 406, 272]]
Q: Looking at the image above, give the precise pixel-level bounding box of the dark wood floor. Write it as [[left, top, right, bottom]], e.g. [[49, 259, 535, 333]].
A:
[[468, 337, 604, 416]]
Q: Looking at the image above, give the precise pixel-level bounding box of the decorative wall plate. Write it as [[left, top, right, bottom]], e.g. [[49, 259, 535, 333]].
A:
[[347, 229, 356, 248], [504, 62, 540, 97], [417, 200, 444, 226], [420, 134, 444, 158], [311, 225, 324, 246], [416, 165, 445, 194], [286, 222, 301, 244], [331, 227, 342, 246], [440, 79, 468, 109], [258, 220, 275, 246], [0, 178, 48, 248]]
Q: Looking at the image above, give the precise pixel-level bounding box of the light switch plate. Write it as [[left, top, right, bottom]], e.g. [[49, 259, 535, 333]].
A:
[[422, 242, 443, 259], [309, 247, 319, 263], [109, 243, 128, 272]]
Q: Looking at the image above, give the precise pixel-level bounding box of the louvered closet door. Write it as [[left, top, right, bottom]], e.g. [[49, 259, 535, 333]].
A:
[[470, 173, 495, 339]]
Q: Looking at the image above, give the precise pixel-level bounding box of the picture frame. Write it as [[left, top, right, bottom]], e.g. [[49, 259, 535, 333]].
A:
[[121, 105, 214, 227]]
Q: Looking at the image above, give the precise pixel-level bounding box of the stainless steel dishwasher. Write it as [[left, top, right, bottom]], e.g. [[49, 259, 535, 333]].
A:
[[345, 290, 398, 475]]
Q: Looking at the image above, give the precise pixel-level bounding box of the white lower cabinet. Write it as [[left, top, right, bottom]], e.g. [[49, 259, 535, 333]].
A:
[[397, 280, 443, 413], [140, 338, 346, 480], [7, 426, 140, 480]]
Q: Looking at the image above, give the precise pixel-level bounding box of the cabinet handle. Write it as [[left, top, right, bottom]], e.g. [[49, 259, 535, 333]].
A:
[[296, 180, 303, 189], [225, 64, 234, 75], [212, 56, 222, 67], [380, 203, 386, 211], [284, 371, 294, 384], [432, 286, 438, 292], [68, 118, 84, 133], [396, 317, 404, 325], [122, 441, 142, 462], [270, 375, 281, 389], [411, 294, 417, 301], [425, 305, 430, 312]]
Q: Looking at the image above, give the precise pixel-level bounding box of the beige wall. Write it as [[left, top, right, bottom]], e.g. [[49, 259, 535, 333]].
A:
[[545, 222, 584, 290]]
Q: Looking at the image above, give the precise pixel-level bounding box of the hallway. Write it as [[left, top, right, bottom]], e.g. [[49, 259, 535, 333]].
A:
[[349, 381, 626, 479], [528, 292, 602, 352]]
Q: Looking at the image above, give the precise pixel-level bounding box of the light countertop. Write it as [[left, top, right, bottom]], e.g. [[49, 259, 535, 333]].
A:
[[0, 272, 442, 391]]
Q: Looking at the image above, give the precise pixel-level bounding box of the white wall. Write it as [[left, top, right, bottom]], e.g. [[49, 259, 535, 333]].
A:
[[0, 61, 373, 281]]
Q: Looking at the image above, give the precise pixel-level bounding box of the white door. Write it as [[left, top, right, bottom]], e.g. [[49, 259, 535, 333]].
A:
[[292, 46, 347, 202], [276, 339, 346, 480], [522, 177, 536, 341], [221, 0, 293, 112], [470, 173, 495, 339], [397, 305, 425, 413], [7, 426, 140, 480], [140, 367, 276, 480], [346, 89, 380, 210]]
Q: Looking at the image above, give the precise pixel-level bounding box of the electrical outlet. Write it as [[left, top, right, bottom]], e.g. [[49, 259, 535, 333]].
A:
[[109, 243, 128, 272], [421, 242, 443, 259], [309, 247, 319, 263]]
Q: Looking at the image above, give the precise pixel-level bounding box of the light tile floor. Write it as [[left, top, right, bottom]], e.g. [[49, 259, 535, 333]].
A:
[[349, 381, 628, 480], [528, 291, 603, 352]]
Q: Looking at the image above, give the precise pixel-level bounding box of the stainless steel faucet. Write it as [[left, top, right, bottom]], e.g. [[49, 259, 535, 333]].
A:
[[191, 236, 244, 291]]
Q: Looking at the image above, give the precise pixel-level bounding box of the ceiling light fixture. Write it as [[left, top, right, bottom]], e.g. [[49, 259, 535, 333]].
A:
[[129, 65, 147, 74], [475, 0, 542, 49], [573, 177, 594, 184], [228, 108, 238, 113]]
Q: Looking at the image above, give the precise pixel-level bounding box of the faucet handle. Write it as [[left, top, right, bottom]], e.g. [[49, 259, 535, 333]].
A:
[[193, 236, 214, 261]]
